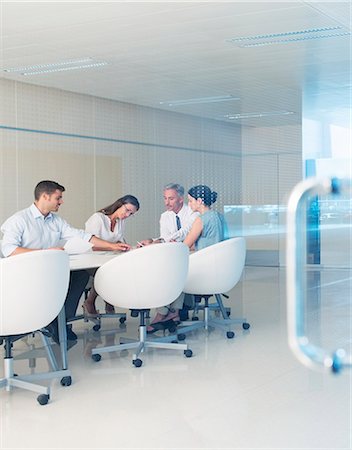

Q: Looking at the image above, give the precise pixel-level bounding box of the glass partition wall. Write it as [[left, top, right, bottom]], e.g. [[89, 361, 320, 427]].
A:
[[225, 151, 302, 268], [303, 82, 351, 269], [0, 78, 350, 270]]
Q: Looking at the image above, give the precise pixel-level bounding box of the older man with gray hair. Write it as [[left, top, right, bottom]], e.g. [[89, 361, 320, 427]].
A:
[[159, 183, 198, 242], [139, 183, 198, 332]]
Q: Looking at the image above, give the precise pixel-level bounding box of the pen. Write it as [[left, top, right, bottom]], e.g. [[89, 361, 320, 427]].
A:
[[136, 241, 145, 247]]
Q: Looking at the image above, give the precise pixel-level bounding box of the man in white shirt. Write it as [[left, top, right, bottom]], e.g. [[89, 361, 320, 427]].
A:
[[1, 180, 131, 343], [159, 183, 198, 242], [139, 183, 198, 332], [140, 183, 198, 246]]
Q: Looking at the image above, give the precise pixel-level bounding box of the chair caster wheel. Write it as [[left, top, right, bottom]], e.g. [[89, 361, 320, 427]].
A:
[[168, 324, 177, 333], [92, 354, 101, 362], [133, 358, 142, 367], [226, 331, 235, 339], [37, 394, 49, 405], [177, 333, 186, 341], [119, 317, 126, 324], [60, 376, 72, 386], [192, 317, 199, 321], [184, 349, 193, 358], [93, 324, 101, 332], [242, 322, 250, 330]]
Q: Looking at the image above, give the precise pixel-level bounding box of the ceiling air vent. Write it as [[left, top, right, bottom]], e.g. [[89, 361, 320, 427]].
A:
[[225, 26, 350, 47], [2, 58, 108, 76]]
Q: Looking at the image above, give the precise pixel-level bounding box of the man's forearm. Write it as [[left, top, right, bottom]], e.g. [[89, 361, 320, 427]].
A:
[[10, 247, 37, 256], [10, 246, 64, 256]]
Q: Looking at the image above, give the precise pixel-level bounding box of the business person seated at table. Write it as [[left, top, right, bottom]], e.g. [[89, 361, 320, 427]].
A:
[[139, 183, 198, 245], [183, 184, 225, 250], [83, 194, 140, 316], [147, 184, 225, 332], [0, 180, 131, 344], [159, 182, 198, 242], [136, 183, 197, 331]]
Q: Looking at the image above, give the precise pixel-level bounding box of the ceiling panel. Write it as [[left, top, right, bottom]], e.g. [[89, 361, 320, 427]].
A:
[[0, 1, 350, 128]]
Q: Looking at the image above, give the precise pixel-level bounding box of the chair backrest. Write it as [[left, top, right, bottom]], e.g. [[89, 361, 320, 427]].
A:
[[183, 237, 246, 295], [94, 242, 189, 309], [0, 250, 70, 336]]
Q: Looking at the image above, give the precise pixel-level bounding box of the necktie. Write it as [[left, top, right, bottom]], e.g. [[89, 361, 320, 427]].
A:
[[176, 215, 181, 230]]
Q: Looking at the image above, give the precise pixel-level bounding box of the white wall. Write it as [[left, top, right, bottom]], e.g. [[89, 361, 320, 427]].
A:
[[0, 78, 242, 245], [241, 124, 303, 265], [0, 79, 304, 262]]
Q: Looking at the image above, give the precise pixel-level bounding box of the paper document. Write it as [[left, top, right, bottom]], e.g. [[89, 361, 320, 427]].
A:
[[63, 237, 93, 255]]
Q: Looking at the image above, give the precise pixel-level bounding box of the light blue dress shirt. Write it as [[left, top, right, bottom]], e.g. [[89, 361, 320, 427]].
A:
[[1, 203, 91, 257]]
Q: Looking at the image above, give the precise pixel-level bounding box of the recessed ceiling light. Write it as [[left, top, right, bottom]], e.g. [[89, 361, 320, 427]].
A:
[[239, 32, 350, 47], [226, 26, 350, 47], [3, 57, 108, 75], [160, 95, 240, 107], [224, 111, 295, 120]]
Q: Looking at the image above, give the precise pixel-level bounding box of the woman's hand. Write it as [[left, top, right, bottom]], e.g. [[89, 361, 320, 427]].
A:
[[136, 239, 153, 247], [112, 242, 131, 252]]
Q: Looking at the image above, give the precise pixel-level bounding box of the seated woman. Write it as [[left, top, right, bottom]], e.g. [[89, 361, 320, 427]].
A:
[[147, 184, 225, 332], [183, 184, 225, 251], [83, 195, 140, 316]]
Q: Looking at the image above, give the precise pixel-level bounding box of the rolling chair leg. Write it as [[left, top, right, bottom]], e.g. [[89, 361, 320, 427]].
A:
[[178, 294, 250, 339], [68, 288, 127, 332], [206, 294, 250, 337], [177, 296, 211, 335], [0, 338, 51, 405], [91, 310, 192, 367]]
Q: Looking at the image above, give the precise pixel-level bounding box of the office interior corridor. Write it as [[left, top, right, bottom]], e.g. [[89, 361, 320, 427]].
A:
[[0, 266, 351, 450]]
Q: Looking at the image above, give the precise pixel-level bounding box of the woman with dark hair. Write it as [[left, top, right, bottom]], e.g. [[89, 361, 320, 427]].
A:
[[83, 195, 140, 315], [184, 185, 225, 250]]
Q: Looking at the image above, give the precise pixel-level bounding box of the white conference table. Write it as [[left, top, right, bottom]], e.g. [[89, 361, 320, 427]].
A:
[[58, 251, 122, 371], [69, 250, 121, 271]]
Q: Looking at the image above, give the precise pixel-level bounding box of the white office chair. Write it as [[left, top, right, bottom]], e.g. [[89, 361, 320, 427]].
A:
[[0, 250, 70, 405], [178, 237, 249, 339], [91, 242, 193, 367]]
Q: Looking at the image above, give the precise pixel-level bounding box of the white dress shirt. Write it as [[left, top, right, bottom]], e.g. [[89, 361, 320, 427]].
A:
[[85, 212, 125, 242], [159, 204, 198, 242], [0, 203, 92, 257]]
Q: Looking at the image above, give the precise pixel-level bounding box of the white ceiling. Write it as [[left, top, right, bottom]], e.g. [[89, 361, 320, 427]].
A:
[[0, 1, 350, 128]]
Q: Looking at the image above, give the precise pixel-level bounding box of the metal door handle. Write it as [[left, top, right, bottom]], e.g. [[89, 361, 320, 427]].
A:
[[286, 177, 351, 373]]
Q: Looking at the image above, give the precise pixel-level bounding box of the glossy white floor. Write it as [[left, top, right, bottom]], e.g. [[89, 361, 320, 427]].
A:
[[0, 266, 351, 450]]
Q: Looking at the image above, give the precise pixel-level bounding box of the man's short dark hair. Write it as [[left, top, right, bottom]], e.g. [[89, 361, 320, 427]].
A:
[[34, 180, 65, 200]]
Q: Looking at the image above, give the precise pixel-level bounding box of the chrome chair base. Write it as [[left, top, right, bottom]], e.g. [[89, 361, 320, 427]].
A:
[[178, 294, 249, 339], [69, 311, 127, 332], [0, 333, 72, 405], [91, 310, 192, 367], [69, 287, 127, 332]]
